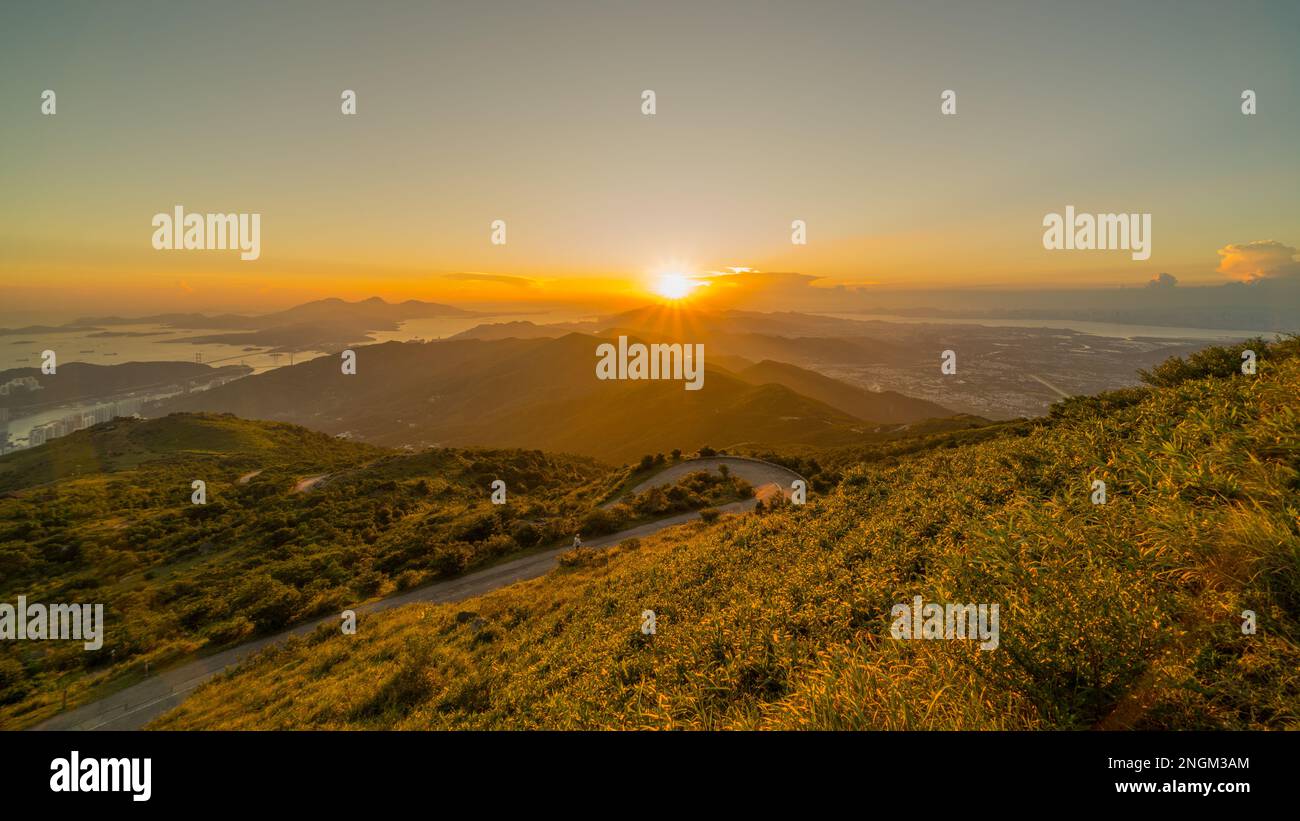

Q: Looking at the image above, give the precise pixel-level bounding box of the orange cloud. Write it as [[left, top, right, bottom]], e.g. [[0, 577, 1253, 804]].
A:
[[1216, 240, 1300, 282]]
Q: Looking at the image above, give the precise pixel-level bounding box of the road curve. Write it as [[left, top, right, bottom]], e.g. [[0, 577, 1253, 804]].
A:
[[32, 459, 793, 731], [603, 456, 804, 508]]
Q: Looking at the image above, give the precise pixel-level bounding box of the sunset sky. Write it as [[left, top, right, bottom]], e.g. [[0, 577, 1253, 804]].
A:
[[2, 0, 1298, 320]]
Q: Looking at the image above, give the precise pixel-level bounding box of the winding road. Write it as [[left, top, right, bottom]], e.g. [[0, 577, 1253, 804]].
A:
[[602, 455, 803, 508], [32, 457, 803, 732]]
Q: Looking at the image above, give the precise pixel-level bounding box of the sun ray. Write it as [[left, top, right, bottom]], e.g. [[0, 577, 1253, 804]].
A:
[[652, 273, 703, 300]]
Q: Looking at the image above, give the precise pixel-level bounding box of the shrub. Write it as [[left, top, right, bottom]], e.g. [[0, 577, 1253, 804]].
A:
[[509, 520, 540, 546], [202, 615, 256, 646], [581, 507, 625, 536], [395, 570, 424, 591], [1138, 337, 1270, 387]]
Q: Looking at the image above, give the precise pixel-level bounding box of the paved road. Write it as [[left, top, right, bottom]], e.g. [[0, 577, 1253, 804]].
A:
[[32, 460, 794, 731], [603, 456, 803, 508]]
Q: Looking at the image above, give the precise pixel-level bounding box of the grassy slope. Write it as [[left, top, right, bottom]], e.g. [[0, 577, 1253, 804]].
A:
[[0, 413, 617, 727], [155, 340, 1300, 730]]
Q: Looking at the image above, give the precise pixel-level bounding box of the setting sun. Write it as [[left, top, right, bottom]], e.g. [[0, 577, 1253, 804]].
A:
[[653, 273, 702, 300]]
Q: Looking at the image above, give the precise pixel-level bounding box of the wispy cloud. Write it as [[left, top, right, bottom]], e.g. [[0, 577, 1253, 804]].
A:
[[443, 272, 538, 289]]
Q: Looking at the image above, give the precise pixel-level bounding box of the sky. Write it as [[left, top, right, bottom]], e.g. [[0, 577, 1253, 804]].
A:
[[1, 0, 1298, 320]]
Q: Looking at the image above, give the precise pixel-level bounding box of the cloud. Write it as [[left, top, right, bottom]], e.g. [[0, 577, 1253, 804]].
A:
[[1146, 272, 1177, 288], [690, 270, 836, 310], [443, 272, 537, 288], [1216, 240, 1300, 282]]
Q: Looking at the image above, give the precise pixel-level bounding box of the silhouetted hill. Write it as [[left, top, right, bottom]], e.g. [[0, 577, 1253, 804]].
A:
[[454, 307, 913, 366], [449, 320, 565, 340], [155, 334, 899, 462]]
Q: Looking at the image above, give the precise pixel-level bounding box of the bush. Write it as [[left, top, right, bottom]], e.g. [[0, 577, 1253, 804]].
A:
[[352, 569, 384, 597], [509, 520, 540, 546], [0, 657, 30, 706], [235, 574, 302, 631], [449, 512, 496, 543], [202, 615, 256, 646], [558, 547, 613, 570], [581, 507, 626, 536], [479, 533, 518, 559], [395, 570, 424, 591], [1138, 337, 1270, 387]]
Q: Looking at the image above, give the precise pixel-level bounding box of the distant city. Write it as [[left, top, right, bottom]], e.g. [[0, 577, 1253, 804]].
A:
[[0, 371, 244, 453], [20, 397, 144, 449]]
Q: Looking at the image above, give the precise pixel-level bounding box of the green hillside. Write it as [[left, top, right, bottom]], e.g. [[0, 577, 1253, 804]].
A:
[[0, 411, 372, 491], [0, 413, 620, 727], [154, 338, 1299, 730]]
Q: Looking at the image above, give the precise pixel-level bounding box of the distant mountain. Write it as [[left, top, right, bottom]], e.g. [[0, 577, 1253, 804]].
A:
[[67, 312, 259, 330], [156, 322, 373, 350], [736, 359, 954, 423], [0, 324, 104, 337], [74, 297, 475, 331], [246, 297, 475, 330], [155, 333, 939, 462], [73, 297, 480, 353], [453, 306, 913, 367], [707, 353, 758, 372], [589, 305, 906, 346], [449, 320, 564, 341]]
